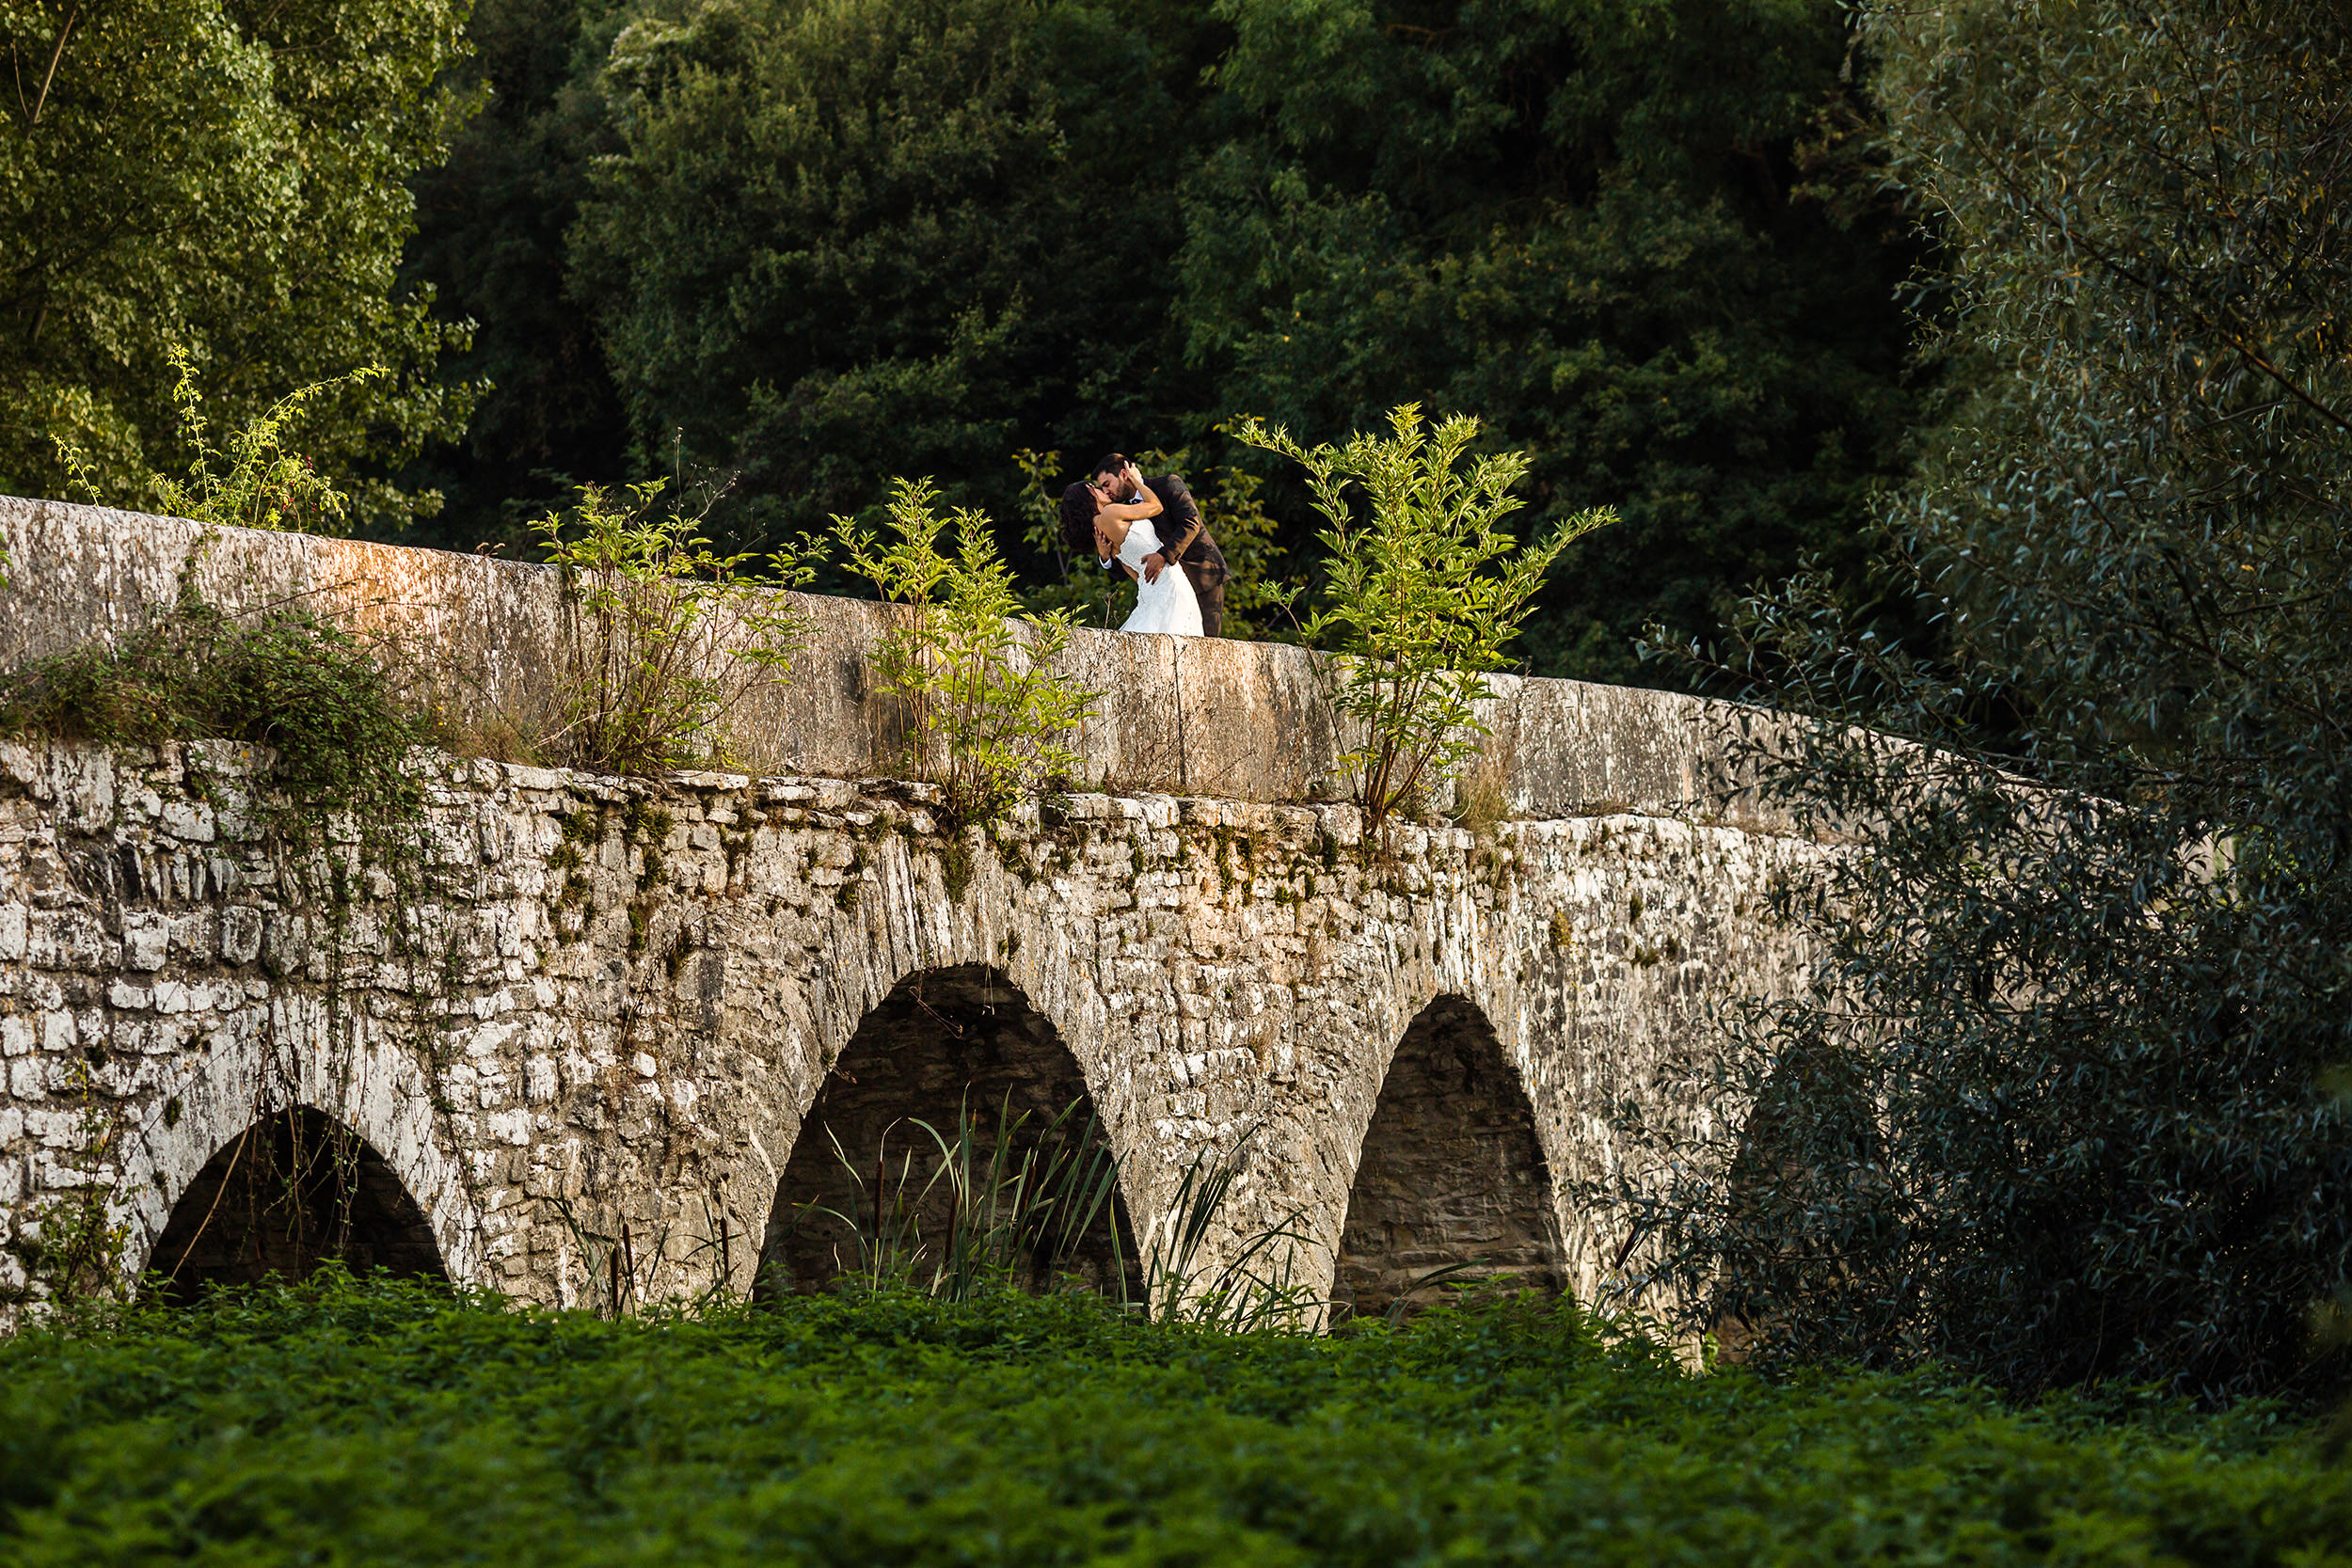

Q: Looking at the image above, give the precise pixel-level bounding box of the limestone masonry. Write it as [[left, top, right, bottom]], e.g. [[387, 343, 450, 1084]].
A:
[[0, 496, 1822, 1323]]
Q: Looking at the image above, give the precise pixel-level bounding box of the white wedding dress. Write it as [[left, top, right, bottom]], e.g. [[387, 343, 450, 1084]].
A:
[[1114, 518, 1203, 637]]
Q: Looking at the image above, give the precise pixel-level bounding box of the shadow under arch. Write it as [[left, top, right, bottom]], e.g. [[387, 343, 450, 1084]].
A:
[[1334, 994, 1564, 1322], [759, 964, 1140, 1298], [1708, 1035, 1884, 1362], [146, 1107, 450, 1306]]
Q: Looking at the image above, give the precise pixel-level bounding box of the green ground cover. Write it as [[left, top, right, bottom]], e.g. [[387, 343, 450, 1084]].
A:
[[4, 1274, 2345, 1565]]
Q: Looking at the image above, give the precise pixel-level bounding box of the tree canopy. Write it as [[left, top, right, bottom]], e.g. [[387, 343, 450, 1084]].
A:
[[1629, 0, 2352, 1402], [1, 0, 479, 530], [397, 0, 1920, 680], [7, 0, 1918, 680], [1181, 0, 1918, 677], [568, 0, 1199, 546]]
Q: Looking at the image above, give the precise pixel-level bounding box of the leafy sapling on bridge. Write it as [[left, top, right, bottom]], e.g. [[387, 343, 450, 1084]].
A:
[[1240, 404, 1613, 838], [52, 347, 389, 535], [834, 477, 1095, 825], [533, 480, 821, 776]]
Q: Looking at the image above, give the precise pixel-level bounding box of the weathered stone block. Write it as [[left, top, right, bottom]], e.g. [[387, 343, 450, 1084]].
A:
[[120, 913, 171, 973]]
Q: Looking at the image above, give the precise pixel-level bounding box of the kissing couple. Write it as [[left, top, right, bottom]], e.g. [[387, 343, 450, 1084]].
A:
[[1057, 454, 1229, 639]]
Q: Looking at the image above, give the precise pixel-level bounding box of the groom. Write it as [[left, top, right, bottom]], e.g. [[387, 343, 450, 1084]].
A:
[[1058, 454, 1230, 637]]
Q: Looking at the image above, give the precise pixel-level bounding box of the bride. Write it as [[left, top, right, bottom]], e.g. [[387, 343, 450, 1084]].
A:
[[1091, 467, 1203, 637]]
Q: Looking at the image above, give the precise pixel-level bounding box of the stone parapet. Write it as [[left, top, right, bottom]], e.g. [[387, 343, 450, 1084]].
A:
[[0, 495, 1784, 826]]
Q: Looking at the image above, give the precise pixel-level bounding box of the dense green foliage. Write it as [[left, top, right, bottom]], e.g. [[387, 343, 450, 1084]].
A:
[[0, 0, 480, 529], [4, 1274, 2343, 1564], [1623, 0, 2352, 1402], [570, 0, 1191, 545], [399, 0, 1916, 680], [401, 0, 637, 546], [5, 0, 1916, 676], [0, 594, 426, 825], [1178, 0, 1917, 679]]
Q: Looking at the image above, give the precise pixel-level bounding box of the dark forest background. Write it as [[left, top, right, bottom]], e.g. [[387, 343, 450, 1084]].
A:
[[395, 0, 1922, 684]]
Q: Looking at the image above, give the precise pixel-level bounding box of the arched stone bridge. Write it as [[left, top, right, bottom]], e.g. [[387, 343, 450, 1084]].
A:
[[0, 498, 1820, 1323]]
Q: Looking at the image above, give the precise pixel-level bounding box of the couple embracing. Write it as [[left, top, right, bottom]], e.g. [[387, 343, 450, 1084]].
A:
[[1057, 455, 1228, 639]]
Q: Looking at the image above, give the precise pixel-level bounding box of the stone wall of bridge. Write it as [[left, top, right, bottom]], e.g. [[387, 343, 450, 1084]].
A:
[[0, 495, 1794, 828], [0, 738, 1815, 1323], [0, 493, 1823, 1324]]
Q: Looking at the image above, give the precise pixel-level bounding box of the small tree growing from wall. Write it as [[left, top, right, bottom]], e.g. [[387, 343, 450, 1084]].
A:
[[1239, 404, 1613, 836], [51, 346, 388, 535], [534, 480, 820, 775], [834, 478, 1093, 823]]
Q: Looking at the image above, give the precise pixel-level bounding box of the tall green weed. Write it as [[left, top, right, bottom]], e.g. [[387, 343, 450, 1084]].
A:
[[533, 479, 819, 775], [53, 347, 388, 535], [1241, 405, 1613, 835], [834, 478, 1092, 824]]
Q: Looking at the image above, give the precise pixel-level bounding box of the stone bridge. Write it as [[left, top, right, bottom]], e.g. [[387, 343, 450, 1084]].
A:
[[0, 497, 1820, 1325]]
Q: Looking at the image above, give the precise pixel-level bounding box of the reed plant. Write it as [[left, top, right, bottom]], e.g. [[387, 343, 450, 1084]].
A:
[[788, 1095, 1131, 1303], [534, 480, 820, 775], [1136, 1136, 1320, 1331], [787, 1099, 1323, 1327]]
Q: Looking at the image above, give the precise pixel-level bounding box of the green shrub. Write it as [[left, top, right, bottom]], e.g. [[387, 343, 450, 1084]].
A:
[[1241, 405, 1612, 835], [834, 477, 1092, 824], [533, 480, 819, 776], [0, 590, 426, 827], [20, 354, 426, 823], [0, 1272, 2343, 1565]]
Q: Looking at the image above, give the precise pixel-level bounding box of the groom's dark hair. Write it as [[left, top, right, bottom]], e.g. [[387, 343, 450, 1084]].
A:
[[1089, 452, 1130, 479]]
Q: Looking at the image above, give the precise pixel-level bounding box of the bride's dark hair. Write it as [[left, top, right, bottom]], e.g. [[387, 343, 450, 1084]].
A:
[[1058, 482, 1099, 557]]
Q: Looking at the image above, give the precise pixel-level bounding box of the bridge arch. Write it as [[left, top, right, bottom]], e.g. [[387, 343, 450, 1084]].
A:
[[1707, 1038, 1881, 1357], [117, 1007, 480, 1289], [146, 1106, 448, 1303], [758, 963, 1140, 1298], [1333, 994, 1564, 1321]]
